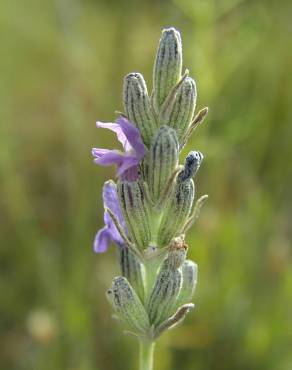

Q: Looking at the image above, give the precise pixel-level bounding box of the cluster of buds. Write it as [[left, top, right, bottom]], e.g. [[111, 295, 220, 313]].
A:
[[92, 28, 208, 342]]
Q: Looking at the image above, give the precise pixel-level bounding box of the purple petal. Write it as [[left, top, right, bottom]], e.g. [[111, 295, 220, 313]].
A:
[[103, 181, 124, 226], [93, 183, 128, 253], [92, 148, 124, 166], [94, 227, 111, 253], [117, 117, 145, 158], [92, 148, 139, 179], [96, 121, 129, 150], [104, 212, 125, 246], [116, 156, 139, 177]]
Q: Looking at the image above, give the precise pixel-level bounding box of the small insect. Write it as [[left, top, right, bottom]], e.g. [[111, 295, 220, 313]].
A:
[[169, 234, 188, 251]]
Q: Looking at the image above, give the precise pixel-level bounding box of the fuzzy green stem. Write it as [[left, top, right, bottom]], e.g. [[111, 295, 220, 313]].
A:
[[144, 258, 159, 299], [139, 340, 155, 370]]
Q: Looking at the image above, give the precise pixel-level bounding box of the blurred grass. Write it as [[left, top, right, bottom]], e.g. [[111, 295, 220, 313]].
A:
[[0, 0, 292, 369]]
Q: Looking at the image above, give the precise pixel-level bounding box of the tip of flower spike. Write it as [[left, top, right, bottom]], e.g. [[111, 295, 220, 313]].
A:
[[161, 27, 181, 40], [124, 72, 144, 80]]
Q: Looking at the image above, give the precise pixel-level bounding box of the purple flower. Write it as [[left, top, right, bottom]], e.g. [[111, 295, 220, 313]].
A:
[[92, 116, 145, 181], [94, 181, 127, 253]]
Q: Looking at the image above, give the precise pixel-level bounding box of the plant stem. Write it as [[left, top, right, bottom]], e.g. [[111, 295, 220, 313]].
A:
[[139, 340, 155, 370]]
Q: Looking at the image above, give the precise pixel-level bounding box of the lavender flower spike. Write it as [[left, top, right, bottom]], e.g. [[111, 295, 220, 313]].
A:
[[94, 180, 127, 253], [92, 116, 145, 181], [91, 28, 209, 370]]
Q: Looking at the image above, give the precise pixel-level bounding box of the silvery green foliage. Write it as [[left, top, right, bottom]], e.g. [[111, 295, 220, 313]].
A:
[[123, 73, 157, 147], [147, 245, 186, 326], [106, 27, 208, 340], [117, 181, 152, 249], [160, 76, 197, 142], [152, 28, 182, 113], [176, 260, 198, 308], [148, 126, 179, 202], [107, 277, 150, 334], [157, 174, 195, 246]]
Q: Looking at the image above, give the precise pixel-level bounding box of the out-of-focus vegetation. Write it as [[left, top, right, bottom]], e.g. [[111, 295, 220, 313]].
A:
[[1, 0, 291, 369]]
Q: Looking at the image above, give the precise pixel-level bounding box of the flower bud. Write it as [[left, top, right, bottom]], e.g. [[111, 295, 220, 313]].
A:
[[178, 151, 203, 182], [118, 246, 145, 300], [148, 126, 179, 201], [117, 181, 152, 250], [147, 267, 182, 327], [160, 77, 197, 142], [106, 277, 150, 334], [123, 73, 157, 147], [158, 177, 195, 246], [153, 28, 182, 113], [177, 260, 198, 306]]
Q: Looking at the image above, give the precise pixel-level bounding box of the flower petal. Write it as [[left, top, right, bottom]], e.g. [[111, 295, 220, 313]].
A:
[[104, 212, 125, 246], [93, 227, 111, 253], [96, 121, 130, 150], [92, 148, 124, 166], [116, 155, 139, 177], [103, 181, 124, 226], [117, 117, 145, 158]]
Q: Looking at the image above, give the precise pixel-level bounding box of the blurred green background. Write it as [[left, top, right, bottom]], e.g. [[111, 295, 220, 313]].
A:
[[1, 0, 292, 369]]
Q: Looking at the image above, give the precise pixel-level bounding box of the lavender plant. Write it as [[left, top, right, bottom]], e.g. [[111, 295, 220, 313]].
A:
[[92, 27, 208, 370]]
